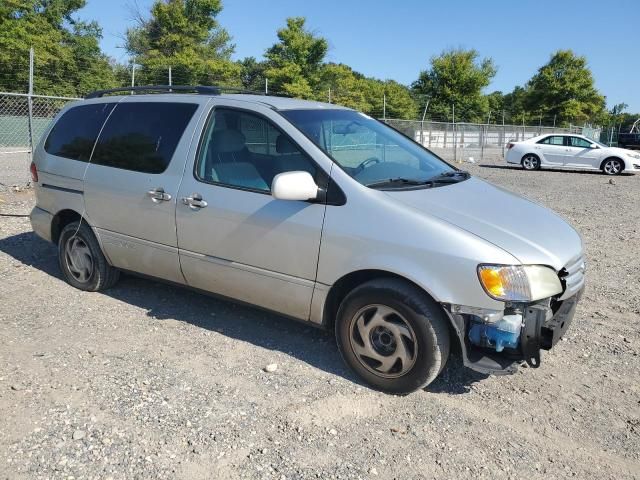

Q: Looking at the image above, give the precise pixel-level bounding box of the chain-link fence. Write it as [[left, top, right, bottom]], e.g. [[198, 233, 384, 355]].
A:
[[382, 119, 596, 163], [0, 88, 602, 187], [0, 92, 79, 187]]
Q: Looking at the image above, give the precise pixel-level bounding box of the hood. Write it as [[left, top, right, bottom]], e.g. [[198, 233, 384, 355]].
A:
[[385, 177, 583, 270]]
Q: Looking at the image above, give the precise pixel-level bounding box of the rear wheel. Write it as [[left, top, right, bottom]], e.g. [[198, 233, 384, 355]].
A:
[[335, 278, 450, 394], [58, 221, 119, 291], [602, 158, 623, 175], [521, 154, 540, 170]]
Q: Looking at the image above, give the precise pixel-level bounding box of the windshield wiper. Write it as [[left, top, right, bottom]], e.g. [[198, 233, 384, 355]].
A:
[[365, 171, 470, 189], [424, 170, 470, 184], [365, 177, 430, 189]]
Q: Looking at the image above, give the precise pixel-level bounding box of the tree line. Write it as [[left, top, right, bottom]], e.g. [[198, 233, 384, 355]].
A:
[[0, 0, 636, 128]]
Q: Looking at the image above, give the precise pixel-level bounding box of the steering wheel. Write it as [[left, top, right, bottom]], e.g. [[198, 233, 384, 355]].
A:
[[354, 157, 381, 174]]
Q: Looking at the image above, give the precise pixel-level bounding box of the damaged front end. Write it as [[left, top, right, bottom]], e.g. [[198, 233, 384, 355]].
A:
[[442, 258, 585, 375]]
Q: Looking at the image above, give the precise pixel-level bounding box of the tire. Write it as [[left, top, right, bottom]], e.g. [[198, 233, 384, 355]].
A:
[[521, 154, 540, 170], [335, 278, 450, 394], [601, 157, 624, 175], [58, 221, 119, 291]]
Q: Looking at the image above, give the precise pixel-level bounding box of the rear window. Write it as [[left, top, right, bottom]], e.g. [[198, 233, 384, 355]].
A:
[[91, 102, 198, 174], [538, 136, 565, 146], [44, 103, 115, 161]]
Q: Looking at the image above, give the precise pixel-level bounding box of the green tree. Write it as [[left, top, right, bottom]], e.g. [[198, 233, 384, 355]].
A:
[[412, 48, 496, 122], [525, 50, 605, 126], [265, 17, 328, 97], [238, 56, 267, 91], [126, 0, 240, 86], [502, 86, 529, 122], [316, 63, 369, 110], [0, 0, 116, 96]]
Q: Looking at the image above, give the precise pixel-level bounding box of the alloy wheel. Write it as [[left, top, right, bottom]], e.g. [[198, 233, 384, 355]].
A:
[[522, 155, 539, 170], [603, 159, 622, 175]]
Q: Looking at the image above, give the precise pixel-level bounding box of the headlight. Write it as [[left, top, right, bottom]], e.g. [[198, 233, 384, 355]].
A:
[[477, 264, 563, 302], [629, 153, 640, 160]]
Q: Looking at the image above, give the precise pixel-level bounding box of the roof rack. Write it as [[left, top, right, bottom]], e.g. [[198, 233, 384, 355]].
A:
[[85, 85, 221, 99]]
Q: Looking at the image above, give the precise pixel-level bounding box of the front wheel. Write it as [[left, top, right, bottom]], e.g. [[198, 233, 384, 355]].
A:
[[602, 158, 623, 175], [521, 154, 540, 170], [335, 279, 450, 394]]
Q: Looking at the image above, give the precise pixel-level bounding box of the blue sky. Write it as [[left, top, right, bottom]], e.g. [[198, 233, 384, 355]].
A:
[[79, 0, 640, 111]]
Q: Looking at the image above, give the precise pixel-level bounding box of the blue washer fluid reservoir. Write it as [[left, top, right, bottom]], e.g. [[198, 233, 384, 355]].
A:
[[468, 314, 523, 352]]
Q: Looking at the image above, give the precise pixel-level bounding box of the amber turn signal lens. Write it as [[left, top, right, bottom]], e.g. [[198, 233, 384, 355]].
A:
[[478, 267, 505, 298]]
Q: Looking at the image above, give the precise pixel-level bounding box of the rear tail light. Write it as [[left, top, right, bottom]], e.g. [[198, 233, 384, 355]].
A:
[[507, 142, 515, 150], [30, 161, 38, 183]]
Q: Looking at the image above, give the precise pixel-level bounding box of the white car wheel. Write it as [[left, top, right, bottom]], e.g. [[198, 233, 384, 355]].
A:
[[602, 158, 623, 175], [521, 154, 540, 171]]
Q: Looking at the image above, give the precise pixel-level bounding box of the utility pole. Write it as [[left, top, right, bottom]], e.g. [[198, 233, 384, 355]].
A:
[[383, 94, 386, 120], [420, 100, 429, 146], [28, 47, 34, 159], [501, 110, 506, 158], [452, 104, 457, 163], [328, 87, 331, 103], [168, 66, 172, 87], [265, 78, 268, 95], [131, 64, 136, 88], [553, 114, 556, 130]]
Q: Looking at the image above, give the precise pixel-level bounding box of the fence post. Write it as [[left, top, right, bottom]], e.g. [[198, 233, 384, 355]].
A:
[[452, 104, 457, 163], [502, 110, 506, 157], [27, 46, 35, 159], [480, 124, 485, 163], [383, 94, 386, 120], [420, 100, 429, 146]]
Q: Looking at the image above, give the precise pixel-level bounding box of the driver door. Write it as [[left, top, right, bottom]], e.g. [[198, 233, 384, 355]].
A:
[[175, 102, 328, 320], [564, 136, 601, 169]]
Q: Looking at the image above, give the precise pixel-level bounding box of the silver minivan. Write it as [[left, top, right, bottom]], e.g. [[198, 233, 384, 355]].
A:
[[30, 86, 585, 394]]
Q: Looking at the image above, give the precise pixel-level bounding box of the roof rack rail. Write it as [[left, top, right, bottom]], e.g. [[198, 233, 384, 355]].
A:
[[85, 85, 221, 99]]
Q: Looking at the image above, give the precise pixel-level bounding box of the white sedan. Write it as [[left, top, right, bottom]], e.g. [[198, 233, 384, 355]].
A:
[[505, 134, 640, 175]]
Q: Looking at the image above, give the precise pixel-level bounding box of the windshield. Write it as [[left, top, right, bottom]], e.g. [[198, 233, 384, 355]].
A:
[[281, 109, 460, 189]]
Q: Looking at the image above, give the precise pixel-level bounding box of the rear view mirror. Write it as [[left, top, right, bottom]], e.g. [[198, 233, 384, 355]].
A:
[[271, 171, 318, 201]]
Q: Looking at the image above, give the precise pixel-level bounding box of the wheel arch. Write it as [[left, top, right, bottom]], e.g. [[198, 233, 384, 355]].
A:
[[321, 269, 458, 347], [51, 209, 84, 244], [521, 152, 541, 163], [600, 156, 625, 171]]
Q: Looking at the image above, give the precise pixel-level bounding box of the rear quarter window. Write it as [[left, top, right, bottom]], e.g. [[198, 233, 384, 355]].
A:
[[91, 102, 198, 174], [44, 103, 115, 161]]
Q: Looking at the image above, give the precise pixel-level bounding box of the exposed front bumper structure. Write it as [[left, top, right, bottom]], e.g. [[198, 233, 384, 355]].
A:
[[445, 288, 584, 375]]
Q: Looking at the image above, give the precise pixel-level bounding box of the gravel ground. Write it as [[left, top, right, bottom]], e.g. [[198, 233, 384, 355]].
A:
[[1, 154, 639, 480], [0, 150, 31, 191]]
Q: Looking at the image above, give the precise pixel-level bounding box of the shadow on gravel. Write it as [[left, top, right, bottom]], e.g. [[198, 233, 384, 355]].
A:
[[1, 231, 483, 395], [425, 355, 489, 395]]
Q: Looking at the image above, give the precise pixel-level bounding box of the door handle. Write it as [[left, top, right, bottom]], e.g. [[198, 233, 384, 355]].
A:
[[181, 193, 208, 209], [147, 187, 172, 202]]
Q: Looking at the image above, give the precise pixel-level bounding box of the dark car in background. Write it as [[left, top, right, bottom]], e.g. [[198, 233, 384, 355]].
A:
[[618, 132, 640, 150]]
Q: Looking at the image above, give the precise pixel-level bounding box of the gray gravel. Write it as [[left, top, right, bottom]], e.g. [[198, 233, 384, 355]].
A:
[[1, 154, 639, 479], [0, 150, 31, 192]]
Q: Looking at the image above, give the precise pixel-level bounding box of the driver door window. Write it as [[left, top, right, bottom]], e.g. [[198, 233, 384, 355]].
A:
[[569, 137, 592, 148]]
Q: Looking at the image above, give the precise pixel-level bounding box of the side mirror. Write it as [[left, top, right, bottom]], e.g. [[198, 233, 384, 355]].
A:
[[590, 143, 599, 149], [271, 171, 318, 201]]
